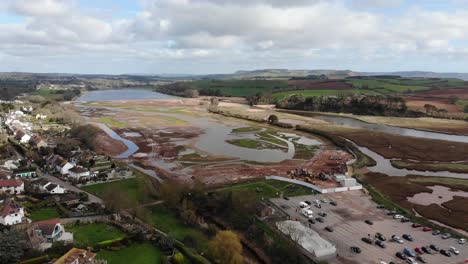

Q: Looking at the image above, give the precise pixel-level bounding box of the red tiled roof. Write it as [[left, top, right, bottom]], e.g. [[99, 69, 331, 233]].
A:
[[0, 179, 23, 187], [1, 202, 22, 217]]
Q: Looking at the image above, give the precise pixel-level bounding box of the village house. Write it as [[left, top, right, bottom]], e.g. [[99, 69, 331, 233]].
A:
[[14, 169, 37, 179], [53, 248, 99, 264], [0, 179, 24, 194], [68, 166, 91, 179], [26, 218, 73, 251], [15, 129, 31, 144], [46, 154, 74, 175], [30, 134, 48, 149], [0, 200, 25, 225], [33, 179, 66, 194]]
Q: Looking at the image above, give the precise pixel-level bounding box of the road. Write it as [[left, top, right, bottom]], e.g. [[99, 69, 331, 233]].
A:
[[271, 191, 468, 264], [42, 174, 103, 204]]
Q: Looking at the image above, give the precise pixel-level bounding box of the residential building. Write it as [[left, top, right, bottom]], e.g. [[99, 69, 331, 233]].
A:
[[68, 167, 90, 179], [30, 135, 48, 149], [14, 169, 37, 178], [0, 179, 24, 194], [0, 200, 24, 225], [15, 130, 31, 143], [26, 218, 73, 251], [53, 248, 98, 264]]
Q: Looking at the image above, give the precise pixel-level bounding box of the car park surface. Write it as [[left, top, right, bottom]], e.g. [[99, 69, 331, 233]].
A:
[[271, 191, 468, 264]]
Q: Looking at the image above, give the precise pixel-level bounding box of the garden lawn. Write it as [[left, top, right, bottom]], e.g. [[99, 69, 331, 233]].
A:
[[82, 176, 156, 205], [28, 207, 61, 221], [148, 205, 210, 252], [97, 243, 162, 264], [68, 223, 125, 246]]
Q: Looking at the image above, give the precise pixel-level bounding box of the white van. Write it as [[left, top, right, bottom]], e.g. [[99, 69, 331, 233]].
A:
[[301, 208, 313, 218], [299, 202, 309, 208]]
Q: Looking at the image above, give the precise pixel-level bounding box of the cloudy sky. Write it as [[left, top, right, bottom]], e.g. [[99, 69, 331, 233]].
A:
[[1, 0, 468, 74]]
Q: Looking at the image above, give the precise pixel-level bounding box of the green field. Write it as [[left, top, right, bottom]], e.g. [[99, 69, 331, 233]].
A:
[[97, 243, 162, 264], [226, 138, 284, 150], [28, 207, 61, 221], [217, 179, 315, 199], [148, 205, 210, 252], [231, 126, 263, 133], [68, 223, 125, 246], [98, 117, 128, 128], [346, 79, 429, 93], [82, 176, 156, 205], [182, 79, 289, 97]]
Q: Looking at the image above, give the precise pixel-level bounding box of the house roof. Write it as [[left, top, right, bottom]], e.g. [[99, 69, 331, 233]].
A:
[[33, 178, 50, 187], [54, 248, 96, 264], [0, 179, 23, 187], [34, 218, 60, 236], [30, 135, 45, 145], [14, 130, 25, 140], [45, 183, 58, 192], [1, 201, 23, 217], [69, 167, 88, 173]]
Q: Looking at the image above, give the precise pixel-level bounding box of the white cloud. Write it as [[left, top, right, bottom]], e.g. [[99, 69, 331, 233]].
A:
[[1, 0, 468, 73]]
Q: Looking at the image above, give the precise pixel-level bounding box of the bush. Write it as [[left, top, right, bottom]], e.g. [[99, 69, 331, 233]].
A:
[[172, 252, 186, 264]]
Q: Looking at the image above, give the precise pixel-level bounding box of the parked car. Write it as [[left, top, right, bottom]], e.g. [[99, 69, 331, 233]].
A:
[[400, 217, 410, 223], [325, 226, 333, 232], [422, 227, 432, 232], [403, 234, 413, 241], [392, 235, 404, 244], [318, 212, 327, 217], [441, 233, 452, 239], [375, 232, 386, 241], [315, 204, 322, 209], [412, 223, 422, 228], [283, 196, 290, 200], [406, 257, 417, 264], [387, 210, 396, 215], [430, 244, 440, 251], [432, 230, 440, 235], [376, 204, 385, 209], [308, 219, 316, 224], [403, 247, 416, 257], [315, 217, 324, 223], [440, 249, 451, 257], [396, 252, 407, 260], [299, 202, 309, 208], [421, 246, 432, 254], [304, 201, 312, 205], [449, 246, 459, 255], [362, 237, 373, 244], [330, 200, 337, 206], [320, 199, 328, 203], [414, 247, 423, 254], [459, 238, 466, 244], [393, 214, 404, 219], [416, 256, 427, 263], [376, 240, 386, 248], [365, 220, 374, 225], [350, 246, 361, 253]]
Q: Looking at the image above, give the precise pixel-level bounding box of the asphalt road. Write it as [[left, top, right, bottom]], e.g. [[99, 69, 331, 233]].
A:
[[271, 191, 468, 264]]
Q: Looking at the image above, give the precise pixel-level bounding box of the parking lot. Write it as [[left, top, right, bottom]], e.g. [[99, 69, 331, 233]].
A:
[[271, 191, 468, 264]]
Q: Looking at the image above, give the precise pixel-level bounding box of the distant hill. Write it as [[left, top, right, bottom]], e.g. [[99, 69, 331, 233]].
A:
[[359, 71, 468, 81], [201, 69, 359, 79]]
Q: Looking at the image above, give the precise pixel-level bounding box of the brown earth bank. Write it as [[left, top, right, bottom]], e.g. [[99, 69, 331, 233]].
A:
[[391, 160, 468, 173], [94, 129, 128, 157], [413, 87, 468, 99], [332, 129, 468, 162], [360, 172, 468, 231], [403, 96, 464, 113]]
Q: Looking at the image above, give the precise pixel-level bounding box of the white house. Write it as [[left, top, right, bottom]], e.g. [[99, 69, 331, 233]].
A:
[[15, 130, 31, 144], [26, 218, 73, 251], [35, 114, 47, 120], [0, 179, 24, 194], [0, 201, 24, 225], [68, 167, 90, 179], [43, 183, 66, 194], [60, 162, 75, 175]]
